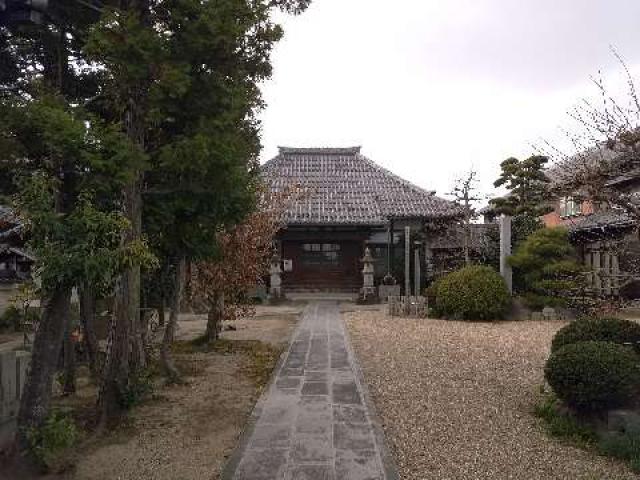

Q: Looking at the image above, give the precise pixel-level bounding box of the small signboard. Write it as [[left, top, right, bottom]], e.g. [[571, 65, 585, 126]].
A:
[[283, 259, 293, 272]]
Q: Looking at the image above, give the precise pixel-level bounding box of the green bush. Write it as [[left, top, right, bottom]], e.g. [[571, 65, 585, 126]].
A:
[[508, 227, 583, 308], [0, 306, 20, 331], [551, 317, 640, 354], [544, 341, 640, 412], [433, 265, 511, 321], [27, 410, 78, 469], [118, 369, 155, 409]]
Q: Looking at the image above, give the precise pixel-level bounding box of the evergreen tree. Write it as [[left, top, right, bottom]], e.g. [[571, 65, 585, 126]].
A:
[[490, 155, 552, 217], [86, 0, 310, 415], [508, 227, 584, 308]]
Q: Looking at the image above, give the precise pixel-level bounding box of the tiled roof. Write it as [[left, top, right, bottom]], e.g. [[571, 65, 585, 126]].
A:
[[563, 210, 636, 234], [261, 147, 459, 226], [0, 205, 22, 240]]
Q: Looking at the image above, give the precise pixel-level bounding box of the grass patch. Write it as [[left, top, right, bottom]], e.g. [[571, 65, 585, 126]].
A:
[[534, 391, 598, 448], [172, 338, 283, 390], [599, 427, 640, 473], [535, 389, 640, 473]]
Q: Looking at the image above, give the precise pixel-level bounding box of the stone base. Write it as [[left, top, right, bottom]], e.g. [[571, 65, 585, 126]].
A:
[[378, 284, 400, 303]]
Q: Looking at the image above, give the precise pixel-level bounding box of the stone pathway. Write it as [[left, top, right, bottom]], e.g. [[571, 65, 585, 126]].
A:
[[222, 302, 396, 480]]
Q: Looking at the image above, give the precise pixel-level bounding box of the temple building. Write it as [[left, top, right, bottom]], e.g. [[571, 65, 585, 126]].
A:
[[261, 147, 460, 292]]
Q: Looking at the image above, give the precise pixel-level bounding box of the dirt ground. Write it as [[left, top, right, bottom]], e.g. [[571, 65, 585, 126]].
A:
[[61, 305, 301, 480], [346, 308, 637, 480]]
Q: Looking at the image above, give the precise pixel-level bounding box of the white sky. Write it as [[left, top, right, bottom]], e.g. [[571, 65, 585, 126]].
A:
[[259, 0, 640, 202]]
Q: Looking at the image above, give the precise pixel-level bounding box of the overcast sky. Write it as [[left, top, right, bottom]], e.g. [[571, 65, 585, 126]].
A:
[[259, 0, 640, 202]]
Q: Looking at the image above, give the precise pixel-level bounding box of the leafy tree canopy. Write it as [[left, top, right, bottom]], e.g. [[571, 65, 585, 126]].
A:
[[490, 155, 552, 217]]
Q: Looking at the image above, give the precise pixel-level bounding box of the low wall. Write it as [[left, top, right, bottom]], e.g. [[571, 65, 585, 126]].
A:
[[0, 350, 30, 449]]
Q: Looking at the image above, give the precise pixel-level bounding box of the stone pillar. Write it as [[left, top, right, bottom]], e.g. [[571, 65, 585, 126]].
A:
[[414, 245, 421, 297], [269, 254, 283, 300], [499, 214, 513, 293], [360, 247, 377, 301], [404, 226, 411, 297]]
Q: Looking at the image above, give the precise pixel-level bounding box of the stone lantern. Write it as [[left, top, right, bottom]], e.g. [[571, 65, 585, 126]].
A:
[[359, 247, 377, 303], [269, 253, 283, 300]]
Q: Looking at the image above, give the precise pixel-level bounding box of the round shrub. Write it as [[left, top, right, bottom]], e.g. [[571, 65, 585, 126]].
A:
[[551, 317, 640, 354], [433, 265, 510, 321], [544, 341, 640, 412]]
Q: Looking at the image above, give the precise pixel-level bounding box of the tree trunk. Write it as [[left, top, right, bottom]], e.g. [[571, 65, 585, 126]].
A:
[[15, 285, 71, 452], [205, 291, 225, 343], [99, 167, 144, 425], [158, 293, 165, 327], [79, 283, 99, 379], [98, 0, 151, 423], [62, 313, 76, 396], [160, 256, 185, 383]]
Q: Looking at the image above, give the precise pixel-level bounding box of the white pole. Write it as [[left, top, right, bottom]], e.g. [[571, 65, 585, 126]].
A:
[[404, 226, 411, 297], [499, 214, 513, 293]]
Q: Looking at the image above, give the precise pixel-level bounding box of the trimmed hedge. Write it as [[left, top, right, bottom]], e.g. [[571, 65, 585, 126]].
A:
[[551, 317, 640, 354], [433, 265, 511, 321], [544, 341, 640, 412]]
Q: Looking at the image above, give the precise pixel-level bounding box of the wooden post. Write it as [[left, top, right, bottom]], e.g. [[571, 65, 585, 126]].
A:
[[499, 215, 512, 293], [404, 226, 411, 297], [592, 244, 601, 297], [612, 252, 620, 296], [603, 247, 612, 296]]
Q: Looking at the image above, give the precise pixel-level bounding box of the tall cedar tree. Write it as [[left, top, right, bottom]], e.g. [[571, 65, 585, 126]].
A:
[[0, 4, 145, 458], [87, 0, 310, 412]]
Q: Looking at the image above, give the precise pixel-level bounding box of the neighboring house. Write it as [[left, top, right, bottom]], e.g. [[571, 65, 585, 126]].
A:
[[543, 149, 640, 298], [542, 193, 638, 298], [0, 206, 34, 313], [261, 147, 460, 292]]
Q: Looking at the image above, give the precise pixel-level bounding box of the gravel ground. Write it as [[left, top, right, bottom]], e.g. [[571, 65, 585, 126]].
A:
[[345, 309, 636, 480]]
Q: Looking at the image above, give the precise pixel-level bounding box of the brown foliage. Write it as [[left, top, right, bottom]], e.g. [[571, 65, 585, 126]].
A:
[[189, 185, 299, 322]]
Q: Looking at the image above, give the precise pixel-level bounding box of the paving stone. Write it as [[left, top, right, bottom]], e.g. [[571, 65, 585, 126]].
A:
[[290, 434, 332, 463], [250, 424, 292, 449], [333, 423, 376, 451], [235, 448, 288, 480], [333, 405, 368, 424], [305, 371, 329, 382], [276, 377, 302, 390], [281, 368, 305, 377], [285, 464, 336, 480], [335, 449, 382, 480], [301, 382, 328, 396], [259, 404, 298, 425], [332, 382, 362, 405], [295, 417, 331, 435]]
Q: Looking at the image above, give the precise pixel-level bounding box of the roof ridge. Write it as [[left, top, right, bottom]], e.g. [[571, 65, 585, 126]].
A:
[[357, 154, 439, 198], [278, 146, 361, 155]]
